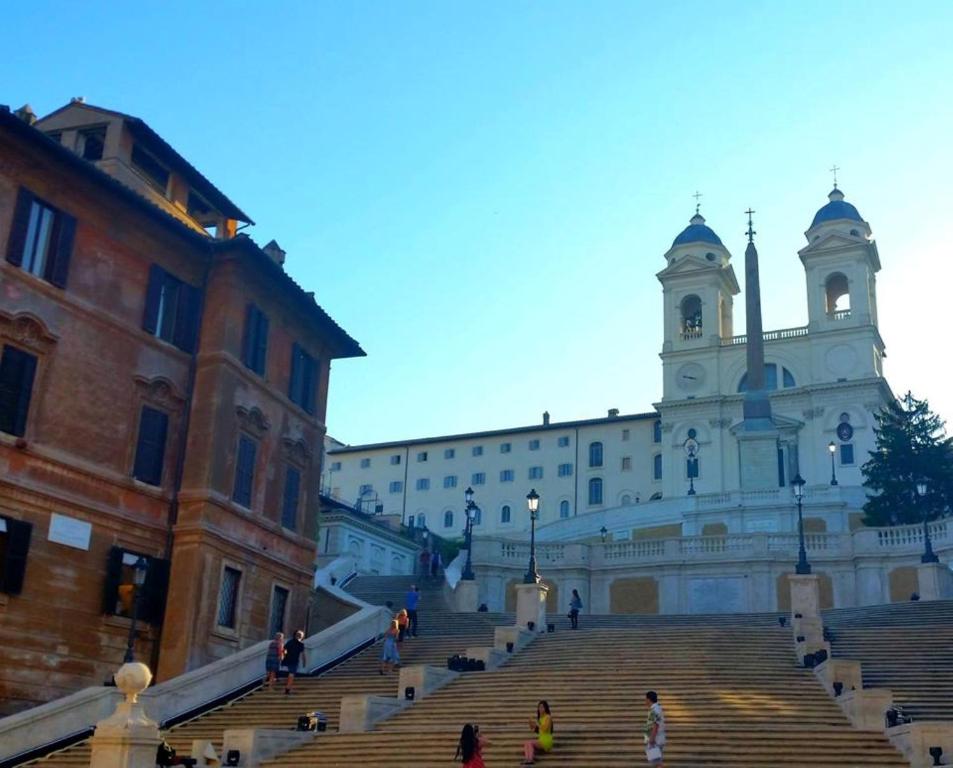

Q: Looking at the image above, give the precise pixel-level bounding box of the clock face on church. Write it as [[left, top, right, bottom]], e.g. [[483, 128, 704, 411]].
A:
[[676, 362, 706, 393]]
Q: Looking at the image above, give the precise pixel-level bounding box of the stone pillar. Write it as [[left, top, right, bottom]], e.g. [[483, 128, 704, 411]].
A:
[[737, 431, 781, 490], [515, 582, 548, 633], [453, 580, 479, 612], [89, 663, 161, 768], [917, 562, 953, 601], [788, 573, 821, 618]]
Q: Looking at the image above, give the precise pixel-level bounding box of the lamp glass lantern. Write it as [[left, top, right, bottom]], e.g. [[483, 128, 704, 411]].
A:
[[465, 486, 474, 505]]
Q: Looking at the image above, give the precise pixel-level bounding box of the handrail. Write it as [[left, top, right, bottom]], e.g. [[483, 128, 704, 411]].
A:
[[721, 325, 809, 346]]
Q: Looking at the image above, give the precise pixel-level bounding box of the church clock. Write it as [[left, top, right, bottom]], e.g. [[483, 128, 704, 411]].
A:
[[675, 362, 706, 393]]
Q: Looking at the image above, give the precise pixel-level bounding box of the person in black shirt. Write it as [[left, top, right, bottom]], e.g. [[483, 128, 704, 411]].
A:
[[283, 629, 306, 695]]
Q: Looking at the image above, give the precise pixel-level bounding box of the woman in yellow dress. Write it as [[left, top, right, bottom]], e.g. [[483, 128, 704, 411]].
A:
[[521, 700, 553, 765]]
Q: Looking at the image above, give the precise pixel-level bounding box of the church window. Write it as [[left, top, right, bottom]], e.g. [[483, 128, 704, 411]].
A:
[[653, 420, 662, 443], [588, 478, 603, 506], [501, 505, 511, 524], [444, 475, 457, 489], [589, 442, 604, 468], [653, 454, 662, 480], [621, 456, 632, 471], [500, 469, 514, 482], [737, 364, 797, 392], [471, 472, 486, 485], [840, 444, 855, 466], [559, 500, 570, 518], [825, 273, 850, 316], [558, 463, 573, 477], [529, 466, 543, 480], [444, 510, 454, 528], [680, 295, 703, 339], [416, 478, 430, 491]]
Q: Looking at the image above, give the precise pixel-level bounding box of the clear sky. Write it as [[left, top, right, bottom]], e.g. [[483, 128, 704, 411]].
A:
[[5, 2, 953, 446]]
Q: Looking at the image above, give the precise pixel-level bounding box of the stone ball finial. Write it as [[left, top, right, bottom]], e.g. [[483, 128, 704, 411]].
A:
[[114, 662, 152, 703]]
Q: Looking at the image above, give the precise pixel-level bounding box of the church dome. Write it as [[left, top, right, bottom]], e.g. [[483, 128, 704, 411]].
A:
[[672, 213, 723, 247], [811, 188, 863, 227]]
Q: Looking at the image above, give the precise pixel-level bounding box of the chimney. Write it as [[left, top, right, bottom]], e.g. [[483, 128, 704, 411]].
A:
[[14, 104, 37, 126], [608, 408, 620, 418], [70, 96, 86, 104], [262, 239, 286, 266], [542, 411, 550, 426]]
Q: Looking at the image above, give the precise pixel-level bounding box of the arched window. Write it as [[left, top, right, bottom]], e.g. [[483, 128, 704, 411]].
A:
[[680, 294, 703, 338], [559, 500, 570, 518], [589, 442, 604, 468], [825, 273, 850, 316], [472, 507, 481, 525], [653, 454, 662, 480], [500, 504, 511, 524], [588, 478, 603, 506], [737, 363, 797, 392], [620, 494, 631, 506], [417, 513, 426, 528], [407, 514, 415, 528], [443, 510, 453, 528], [653, 420, 662, 443]]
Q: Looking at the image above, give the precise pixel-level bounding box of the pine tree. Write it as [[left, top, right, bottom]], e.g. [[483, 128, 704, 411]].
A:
[[862, 392, 953, 526]]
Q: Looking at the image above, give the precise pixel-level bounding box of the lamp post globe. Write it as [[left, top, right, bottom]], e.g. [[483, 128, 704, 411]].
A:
[[828, 442, 839, 486], [917, 480, 939, 564], [123, 556, 149, 663], [524, 489, 540, 584], [791, 473, 811, 575], [600, 526, 608, 543], [462, 487, 476, 580]]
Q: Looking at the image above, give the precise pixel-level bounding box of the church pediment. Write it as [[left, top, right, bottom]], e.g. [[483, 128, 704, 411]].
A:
[[798, 231, 865, 256], [728, 412, 804, 435]]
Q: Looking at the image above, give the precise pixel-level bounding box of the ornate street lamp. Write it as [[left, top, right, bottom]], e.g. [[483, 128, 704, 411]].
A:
[[462, 486, 477, 580], [791, 474, 811, 575], [524, 489, 540, 584], [917, 480, 939, 564], [600, 525, 608, 543], [123, 556, 149, 663], [685, 436, 699, 496], [828, 442, 839, 486]]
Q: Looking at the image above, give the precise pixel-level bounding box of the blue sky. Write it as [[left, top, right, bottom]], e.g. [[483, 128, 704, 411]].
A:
[[5, 2, 953, 446]]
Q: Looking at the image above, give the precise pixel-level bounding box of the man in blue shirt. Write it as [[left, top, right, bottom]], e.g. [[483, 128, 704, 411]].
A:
[[405, 584, 420, 637]]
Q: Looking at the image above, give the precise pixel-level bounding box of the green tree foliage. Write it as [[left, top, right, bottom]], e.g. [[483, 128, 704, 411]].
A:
[[862, 392, 953, 526]]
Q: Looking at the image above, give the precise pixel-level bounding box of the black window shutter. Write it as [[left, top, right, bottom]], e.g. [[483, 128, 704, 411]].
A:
[[5, 188, 34, 268], [173, 282, 201, 353], [47, 211, 76, 289], [233, 437, 256, 507], [289, 343, 302, 404], [255, 311, 269, 375], [133, 407, 169, 485], [0, 346, 37, 438], [1, 518, 33, 595], [142, 557, 170, 625], [241, 305, 256, 369], [142, 265, 164, 334], [304, 354, 316, 414], [102, 546, 124, 615], [13, 352, 36, 437]]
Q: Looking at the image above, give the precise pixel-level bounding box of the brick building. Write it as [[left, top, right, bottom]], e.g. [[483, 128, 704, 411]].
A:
[[0, 101, 363, 714]]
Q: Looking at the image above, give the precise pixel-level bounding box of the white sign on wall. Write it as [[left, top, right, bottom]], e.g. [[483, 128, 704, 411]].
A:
[[689, 577, 746, 613], [48, 513, 92, 551]]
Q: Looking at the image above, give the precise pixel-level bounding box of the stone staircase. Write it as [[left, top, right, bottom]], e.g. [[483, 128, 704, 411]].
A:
[[824, 599, 953, 722]]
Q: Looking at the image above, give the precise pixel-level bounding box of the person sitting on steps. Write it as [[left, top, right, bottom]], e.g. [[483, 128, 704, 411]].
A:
[[454, 722, 487, 768], [521, 700, 553, 765]]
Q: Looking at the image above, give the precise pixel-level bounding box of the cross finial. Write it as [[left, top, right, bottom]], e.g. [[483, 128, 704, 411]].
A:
[[745, 208, 756, 243], [830, 164, 840, 188], [693, 190, 703, 215]]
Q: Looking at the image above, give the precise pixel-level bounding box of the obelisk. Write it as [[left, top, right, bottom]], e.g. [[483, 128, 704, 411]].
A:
[[738, 209, 780, 489]]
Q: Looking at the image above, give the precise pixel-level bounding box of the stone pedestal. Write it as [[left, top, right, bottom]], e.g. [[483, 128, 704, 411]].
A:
[[339, 694, 407, 733], [917, 562, 953, 601], [453, 580, 479, 613], [788, 574, 821, 618], [815, 658, 863, 698], [515, 582, 548, 633], [887, 721, 953, 767], [220, 729, 316, 767], [397, 665, 457, 702], [839, 688, 893, 732], [89, 663, 161, 768], [737, 430, 780, 490], [494, 626, 535, 654]]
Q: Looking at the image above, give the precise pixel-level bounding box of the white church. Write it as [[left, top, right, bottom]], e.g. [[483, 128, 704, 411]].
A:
[[325, 187, 952, 615]]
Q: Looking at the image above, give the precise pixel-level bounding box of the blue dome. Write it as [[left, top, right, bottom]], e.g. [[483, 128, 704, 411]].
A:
[[811, 188, 863, 227], [672, 213, 723, 247]]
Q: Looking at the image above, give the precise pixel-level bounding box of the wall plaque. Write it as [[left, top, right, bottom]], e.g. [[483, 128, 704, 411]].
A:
[[48, 513, 92, 551]]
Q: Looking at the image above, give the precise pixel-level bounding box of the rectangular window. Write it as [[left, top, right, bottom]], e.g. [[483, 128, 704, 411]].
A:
[[558, 436, 570, 447], [132, 406, 169, 486], [529, 466, 543, 480], [0, 515, 33, 596], [417, 451, 428, 462], [444, 448, 455, 459], [330, 461, 342, 471], [270, 585, 289, 636], [621, 456, 632, 471], [471, 472, 486, 485], [622, 429, 630, 441], [840, 444, 855, 465], [500, 469, 514, 482], [281, 466, 300, 531], [131, 144, 170, 192], [500, 443, 511, 454], [232, 435, 257, 508], [444, 475, 458, 489], [241, 304, 269, 376], [558, 463, 573, 477], [0, 346, 38, 438], [217, 566, 241, 629], [654, 454, 663, 480], [289, 343, 317, 414], [5, 188, 75, 289], [359, 483, 373, 495], [390, 454, 401, 465], [79, 127, 106, 161], [472, 446, 483, 457], [529, 439, 540, 451], [142, 265, 201, 353], [360, 458, 371, 468], [416, 478, 430, 491], [389, 481, 403, 493], [101, 547, 170, 625]]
